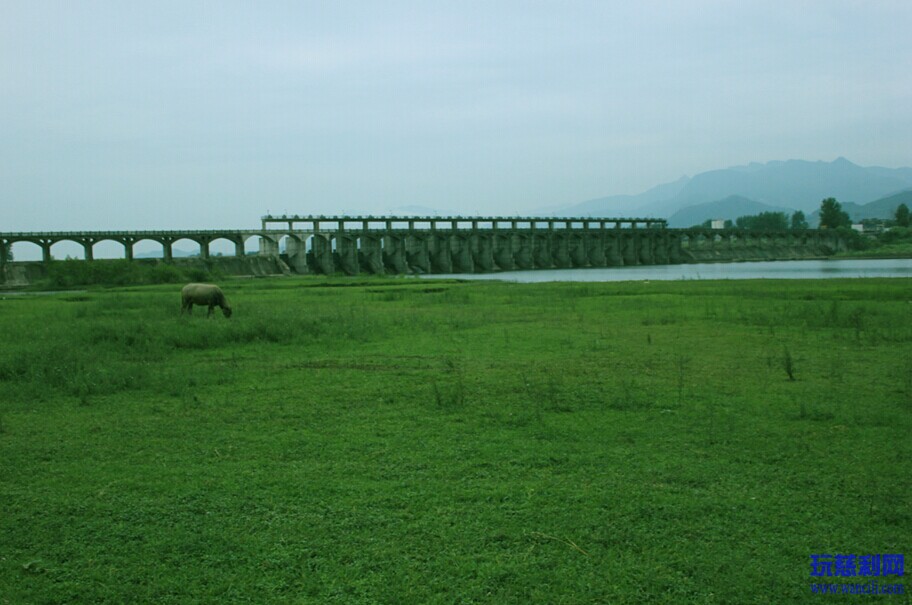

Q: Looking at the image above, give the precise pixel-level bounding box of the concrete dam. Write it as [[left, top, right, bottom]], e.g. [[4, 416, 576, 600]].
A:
[[1, 215, 845, 278]]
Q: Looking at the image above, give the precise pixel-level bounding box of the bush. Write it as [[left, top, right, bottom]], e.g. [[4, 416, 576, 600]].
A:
[[834, 227, 868, 251], [41, 259, 218, 288], [147, 262, 185, 284], [878, 226, 912, 245]]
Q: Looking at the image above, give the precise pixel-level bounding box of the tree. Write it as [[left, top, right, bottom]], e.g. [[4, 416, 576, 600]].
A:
[[818, 198, 850, 229], [895, 203, 911, 228], [790, 210, 808, 230], [735, 211, 788, 230]]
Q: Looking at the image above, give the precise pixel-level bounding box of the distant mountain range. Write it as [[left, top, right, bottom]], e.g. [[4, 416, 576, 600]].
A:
[[553, 158, 912, 227]]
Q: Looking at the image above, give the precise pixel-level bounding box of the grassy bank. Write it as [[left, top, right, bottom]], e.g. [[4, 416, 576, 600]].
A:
[[835, 241, 912, 259], [1, 277, 910, 603], [836, 226, 912, 258], [32, 258, 225, 288]]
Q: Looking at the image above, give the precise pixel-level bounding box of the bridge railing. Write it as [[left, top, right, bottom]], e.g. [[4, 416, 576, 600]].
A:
[[1, 217, 670, 240], [0, 229, 263, 238], [260, 215, 668, 229]]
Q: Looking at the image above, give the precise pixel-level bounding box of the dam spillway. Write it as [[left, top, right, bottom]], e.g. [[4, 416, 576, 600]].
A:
[[0, 215, 845, 277]]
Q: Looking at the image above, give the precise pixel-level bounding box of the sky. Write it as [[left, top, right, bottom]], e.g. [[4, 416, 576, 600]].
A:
[[2, 0, 911, 232]]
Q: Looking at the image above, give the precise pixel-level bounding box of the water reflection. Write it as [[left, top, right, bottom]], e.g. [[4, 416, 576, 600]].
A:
[[422, 259, 912, 283]]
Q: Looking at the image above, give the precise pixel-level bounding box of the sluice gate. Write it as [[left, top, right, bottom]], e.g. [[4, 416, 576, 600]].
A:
[[0, 215, 844, 277]]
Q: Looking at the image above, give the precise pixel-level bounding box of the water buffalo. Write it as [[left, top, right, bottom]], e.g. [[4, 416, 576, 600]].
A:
[[181, 283, 232, 318]]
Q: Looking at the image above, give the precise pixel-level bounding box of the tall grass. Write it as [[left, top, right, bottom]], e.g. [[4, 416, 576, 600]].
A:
[[38, 258, 225, 288]]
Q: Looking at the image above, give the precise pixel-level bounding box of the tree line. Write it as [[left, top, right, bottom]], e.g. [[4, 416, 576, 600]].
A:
[[696, 199, 910, 231]]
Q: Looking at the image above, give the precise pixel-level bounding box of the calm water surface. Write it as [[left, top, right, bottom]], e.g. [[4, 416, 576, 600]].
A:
[[422, 258, 912, 283]]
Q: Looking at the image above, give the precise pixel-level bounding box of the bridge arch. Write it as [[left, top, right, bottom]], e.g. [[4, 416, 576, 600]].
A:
[[9, 240, 44, 262], [91, 237, 130, 260], [275, 233, 304, 256], [132, 237, 168, 259], [302, 234, 316, 253], [171, 237, 205, 259], [241, 234, 260, 255], [50, 239, 86, 260], [208, 236, 243, 258]]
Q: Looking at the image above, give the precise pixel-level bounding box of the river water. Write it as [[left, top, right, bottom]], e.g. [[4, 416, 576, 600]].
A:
[[421, 258, 912, 283]]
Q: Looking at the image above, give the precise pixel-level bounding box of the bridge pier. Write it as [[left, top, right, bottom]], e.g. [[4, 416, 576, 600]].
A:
[[514, 234, 534, 269], [283, 236, 309, 273], [533, 234, 553, 269], [359, 235, 385, 274], [429, 233, 452, 273], [667, 233, 683, 264], [336, 234, 359, 275], [161, 239, 174, 262], [450, 235, 474, 273], [605, 233, 622, 266], [235, 239, 245, 258], [0, 239, 9, 269], [310, 234, 334, 274], [80, 238, 94, 261], [259, 236, 279, 256], [406, 234, 431, 273], [655, 232, 667, 262], [472, 233, 495, 272], [586, 233, 607, 267], [551, 234, 572, 268], [493, 233, 515, 271], [622, 233, 638, 265], [637, 233, 653, 265], [38, 240, 52, 263], [383, 235, 408, 274], [122, 238, 135, 261], [568, 233, 588, 268]]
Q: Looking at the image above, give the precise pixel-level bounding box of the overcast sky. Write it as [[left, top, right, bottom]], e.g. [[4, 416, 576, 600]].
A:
[[2, 0, 910, 231]]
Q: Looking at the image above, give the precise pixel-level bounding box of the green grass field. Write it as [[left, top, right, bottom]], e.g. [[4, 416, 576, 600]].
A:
[[1, 277, 910, 604]]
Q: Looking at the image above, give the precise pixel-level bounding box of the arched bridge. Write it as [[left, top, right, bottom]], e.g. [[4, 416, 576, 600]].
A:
[[0, 215, 843, 275], [0, 229, 272, 263]]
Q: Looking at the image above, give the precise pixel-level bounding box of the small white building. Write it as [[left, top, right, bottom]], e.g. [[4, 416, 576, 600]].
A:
[[851, 224, 864, 233], [711, 219, 726, 229]]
